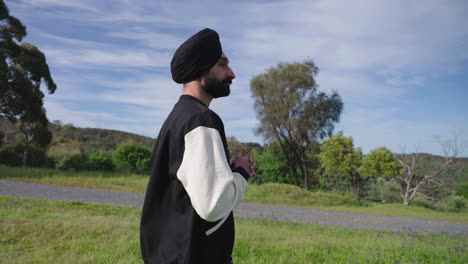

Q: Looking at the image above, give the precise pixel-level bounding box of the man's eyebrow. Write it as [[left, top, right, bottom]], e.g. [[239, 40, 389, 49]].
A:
[[220, 57, 229, 63]]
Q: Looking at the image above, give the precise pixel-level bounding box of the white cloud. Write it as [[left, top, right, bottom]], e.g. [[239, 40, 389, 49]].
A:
[[45, 49, 171, 69], [5, 0, 468, 157], [108, 29, 184, 50], [13, 0, 99, 12]]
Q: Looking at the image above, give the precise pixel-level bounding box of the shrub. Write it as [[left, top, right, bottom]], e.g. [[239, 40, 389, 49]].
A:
[[455, 183, 468, 199], [447, 195, 466, 212], [112, 141, 151, 173], [411, 196, 435, 209], [47, 149, 87, 171], [88, 152, 115, 171], [434, 195, 466, 212], [0, 142, 47, 167], [254, 143, 295, 185], [367, 177, 402, 203], [0, 144, 22, 166], [23, 144, 48, 167]]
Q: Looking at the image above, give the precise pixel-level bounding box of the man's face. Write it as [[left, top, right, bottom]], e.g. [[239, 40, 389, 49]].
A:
[[201, 52, 236, 98]]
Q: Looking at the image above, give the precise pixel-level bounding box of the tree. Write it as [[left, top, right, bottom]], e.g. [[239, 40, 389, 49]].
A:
[[319, 132, 363, 196], [358, 147, 402, 179], [88, 151, 115, 171], [255, 141, 295, 185], [112, 141, 151, 173], [395, 133, 464, 206], [1, 0, 56, 166], [251, 60, 343, 189]]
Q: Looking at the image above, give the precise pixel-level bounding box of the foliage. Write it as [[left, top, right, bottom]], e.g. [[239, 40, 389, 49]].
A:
[[319, 132, 363, 197], [1, 1, 56, 167], [48, 122, 155, 153], [454, 183, 468, 199], [358, 147, 402, 179], [0, 141, 46, 167], [87, 151, 115, 171], [434, 195, 467, 212], [47, 148, 87, 171], [0, 2, 56, 120], [112, 140, 151, 173], [411, 196, 435, 209], [251, 59, 343, 189], [254, 142, 295, 185], [0, 143, 21, 166], [446, 195, 466, 212], [367, 177, 402, 203]]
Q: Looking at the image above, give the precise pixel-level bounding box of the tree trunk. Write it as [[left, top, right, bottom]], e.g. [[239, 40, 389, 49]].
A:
[[292, 168, 300, 186], [301, 164, 308, 190], [22, 141, 29, 167]]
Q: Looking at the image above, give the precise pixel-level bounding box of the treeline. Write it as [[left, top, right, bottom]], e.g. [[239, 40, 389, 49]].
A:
[[1, 119, 467, 211], [0, 130, 152, 174], [229, 133, 467, 212]]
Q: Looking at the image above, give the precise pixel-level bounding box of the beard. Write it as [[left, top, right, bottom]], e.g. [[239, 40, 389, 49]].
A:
[[202, 77, 232, 98]]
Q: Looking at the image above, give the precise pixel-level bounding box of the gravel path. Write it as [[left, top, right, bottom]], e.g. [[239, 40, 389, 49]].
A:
[[1, 180, 467, 236]]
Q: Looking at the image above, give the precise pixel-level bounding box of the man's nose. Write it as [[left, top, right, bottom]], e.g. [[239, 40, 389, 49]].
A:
[[227, 66, 235, 80]]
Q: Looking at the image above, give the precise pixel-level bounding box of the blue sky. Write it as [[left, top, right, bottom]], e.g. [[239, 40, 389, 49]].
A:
[[5, 0, 468, 157]]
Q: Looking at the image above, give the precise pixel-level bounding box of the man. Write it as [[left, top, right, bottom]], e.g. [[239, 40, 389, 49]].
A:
[[140, 28, 256, 264]]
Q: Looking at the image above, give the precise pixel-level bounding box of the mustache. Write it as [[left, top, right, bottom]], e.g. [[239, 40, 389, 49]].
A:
[[223, 78, 233, 85]]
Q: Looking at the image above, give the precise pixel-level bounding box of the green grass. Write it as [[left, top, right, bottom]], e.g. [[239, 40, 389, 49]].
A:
[[245, 183, 468, 223], [0, 165, 149, 193], [1, 165, 467, 222], [1, 196, 466, 264]]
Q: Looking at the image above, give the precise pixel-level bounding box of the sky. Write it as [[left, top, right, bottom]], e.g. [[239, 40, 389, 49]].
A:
[[5, 0, 468, 157]]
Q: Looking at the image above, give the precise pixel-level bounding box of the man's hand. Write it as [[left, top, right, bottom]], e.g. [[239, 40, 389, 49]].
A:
[[233, 153, 256, 177]]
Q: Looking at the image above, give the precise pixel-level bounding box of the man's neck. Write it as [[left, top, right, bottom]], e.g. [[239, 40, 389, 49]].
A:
[[182, 81, 213, 107]]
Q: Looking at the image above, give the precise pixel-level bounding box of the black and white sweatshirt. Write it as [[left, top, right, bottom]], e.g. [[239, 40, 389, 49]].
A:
[[140, 95, 250, 264]]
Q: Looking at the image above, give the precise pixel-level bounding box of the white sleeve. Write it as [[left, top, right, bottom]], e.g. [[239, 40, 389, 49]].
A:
[[176, 126, 249, 222]]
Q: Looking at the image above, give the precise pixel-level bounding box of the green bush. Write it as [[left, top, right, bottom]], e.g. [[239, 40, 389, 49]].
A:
[[112, 141, 151, 173], [0, 142, 47, 167], [88, 152, 115, 171], [455, 183, 468, 199], [411, 196, 435, 209], [23, 144, 48, 167], [254, 143, 295, 185], [434, 195, 466, 212], [447, 195, 466, 212], [367, 177, 402, 203], [47, 149, 87, 171], [0, 144, 22, 166]]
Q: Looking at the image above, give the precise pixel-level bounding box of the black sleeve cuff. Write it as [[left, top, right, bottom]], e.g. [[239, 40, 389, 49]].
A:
[[232, 167, 250, 182]]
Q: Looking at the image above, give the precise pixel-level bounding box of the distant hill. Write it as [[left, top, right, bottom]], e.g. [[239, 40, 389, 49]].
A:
[[0, 118, 155, 152]]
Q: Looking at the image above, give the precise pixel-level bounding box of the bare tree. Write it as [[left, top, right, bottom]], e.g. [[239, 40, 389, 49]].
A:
[[395, 132, 464, 206]]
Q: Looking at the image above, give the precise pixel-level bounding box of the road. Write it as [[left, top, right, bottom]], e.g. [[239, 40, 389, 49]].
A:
[[1, 179, 466, 236]]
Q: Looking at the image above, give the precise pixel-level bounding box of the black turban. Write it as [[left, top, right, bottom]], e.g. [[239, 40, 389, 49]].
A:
[[170, 28, 222, 84]]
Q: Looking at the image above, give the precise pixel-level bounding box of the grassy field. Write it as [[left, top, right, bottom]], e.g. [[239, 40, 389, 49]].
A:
[[1, 165, 467, 222], [1, 196, 466, 264], [0, 165, 149, 193]]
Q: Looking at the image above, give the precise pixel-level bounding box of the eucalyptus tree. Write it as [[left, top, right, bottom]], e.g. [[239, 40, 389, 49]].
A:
[[1, 0, 56, 166], [251, 60, 343, 189]]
